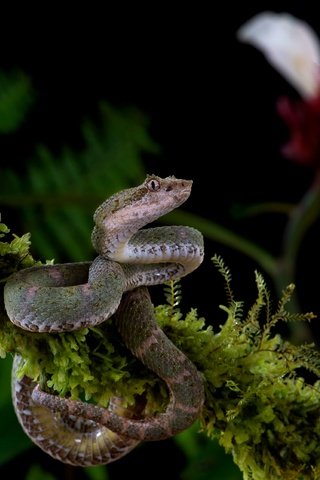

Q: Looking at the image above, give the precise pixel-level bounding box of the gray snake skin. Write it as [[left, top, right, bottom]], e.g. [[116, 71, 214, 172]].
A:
[[5, 175, 205, 466]]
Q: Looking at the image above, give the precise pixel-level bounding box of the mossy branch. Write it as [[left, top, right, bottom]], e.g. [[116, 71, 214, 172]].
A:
[[1, 226, 320, 479]]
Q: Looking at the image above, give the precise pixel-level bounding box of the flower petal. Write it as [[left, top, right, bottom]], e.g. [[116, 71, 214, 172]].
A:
[[237, 12, 320, 98]]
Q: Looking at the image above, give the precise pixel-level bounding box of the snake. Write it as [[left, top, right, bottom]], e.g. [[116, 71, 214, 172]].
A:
[[4, 174, 205, 466]]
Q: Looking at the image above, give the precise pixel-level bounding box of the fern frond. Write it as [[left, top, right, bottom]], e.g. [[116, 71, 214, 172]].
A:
[[255, 271, 272, 324], [279, 312, 316, 324], [212, 254, 234, 305], [262, 284, 316, 336], [275, 283, 296, 316], [0, 103, 158, 261], [242, 271, 272, 343], [229, 300, 244, 324], [163, 280, 182, 315], [291, 344, 320, 378]]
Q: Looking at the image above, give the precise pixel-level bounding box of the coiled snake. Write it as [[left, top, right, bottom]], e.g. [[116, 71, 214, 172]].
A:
[[4, 175, 205, 466]]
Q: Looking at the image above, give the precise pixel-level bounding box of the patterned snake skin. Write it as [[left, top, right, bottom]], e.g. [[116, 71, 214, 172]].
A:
[[5, 175, 205, 465]]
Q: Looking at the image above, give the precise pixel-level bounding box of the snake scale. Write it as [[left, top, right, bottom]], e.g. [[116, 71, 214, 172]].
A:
[[4, 175, 205, 466]]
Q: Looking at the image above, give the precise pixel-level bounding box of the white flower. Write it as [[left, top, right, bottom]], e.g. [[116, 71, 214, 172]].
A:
[[237, 12, 320, 99]]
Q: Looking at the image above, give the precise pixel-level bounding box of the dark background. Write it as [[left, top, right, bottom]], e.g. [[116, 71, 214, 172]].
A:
[[1, 4, 319, 312], [1, 4, 320, 479]]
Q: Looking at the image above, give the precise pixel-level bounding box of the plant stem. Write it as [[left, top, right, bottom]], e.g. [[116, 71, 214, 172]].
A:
[[270, 169, 320, 342], [280, 169, 320, 286]]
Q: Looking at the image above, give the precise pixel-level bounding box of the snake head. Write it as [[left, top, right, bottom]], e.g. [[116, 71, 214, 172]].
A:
[[142, 174, 192, 212], [91, 175, 194, 256], [93, 175, 193, 230]]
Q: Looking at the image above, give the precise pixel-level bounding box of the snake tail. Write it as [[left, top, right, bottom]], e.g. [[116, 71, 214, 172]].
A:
[[12, 357, 141, 466]]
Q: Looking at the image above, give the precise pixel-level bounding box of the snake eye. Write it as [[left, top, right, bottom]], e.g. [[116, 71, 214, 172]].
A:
[[147, 178, 161, 191]]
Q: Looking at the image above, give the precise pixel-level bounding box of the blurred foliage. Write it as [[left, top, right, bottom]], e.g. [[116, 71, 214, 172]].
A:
[[176, 425, 242, 480], [25, 464, 56, 480], [85, 465, 110, 480], [0, 355, 32, 464], [0, 100, 157, 261], [0, 70, 34, 133]]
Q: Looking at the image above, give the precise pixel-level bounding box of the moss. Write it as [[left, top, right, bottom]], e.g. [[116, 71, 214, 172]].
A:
[[1, 227, 320, 479]]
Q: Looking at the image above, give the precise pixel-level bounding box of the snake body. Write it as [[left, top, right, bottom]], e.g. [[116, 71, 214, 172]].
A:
[[12, 357, 141, 465], [5, 175, 205, 466]]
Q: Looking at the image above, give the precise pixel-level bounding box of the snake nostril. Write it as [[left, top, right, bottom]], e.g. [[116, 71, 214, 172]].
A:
[[166, 186, 173, 192]]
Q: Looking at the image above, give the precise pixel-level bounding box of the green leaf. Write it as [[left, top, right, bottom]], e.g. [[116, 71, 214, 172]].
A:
[[26, 464, 56, 480], [85, 466, 110, 480], [176, 427, 242, 480], [0, 357, 13, 406], [0, 70, 34, 133], [0, 401, 32, 465]]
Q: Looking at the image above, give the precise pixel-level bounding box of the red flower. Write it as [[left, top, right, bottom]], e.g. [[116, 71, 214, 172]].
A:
[[277, 94, 320, 166]]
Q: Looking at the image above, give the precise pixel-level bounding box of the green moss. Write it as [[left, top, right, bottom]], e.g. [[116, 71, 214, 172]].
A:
[[1, 228, 320, 479], [0, 223, 43, 280]]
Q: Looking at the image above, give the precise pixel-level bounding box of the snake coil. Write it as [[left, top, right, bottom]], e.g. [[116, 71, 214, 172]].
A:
[[5, 175, 205, 466]]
